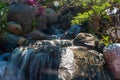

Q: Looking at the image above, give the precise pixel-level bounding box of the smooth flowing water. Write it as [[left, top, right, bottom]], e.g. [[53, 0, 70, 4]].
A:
[[0, 40, 75, 80]]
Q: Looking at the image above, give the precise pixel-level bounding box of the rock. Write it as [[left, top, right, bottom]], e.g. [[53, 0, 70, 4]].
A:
[[67, 25, 81, 35], [0, 34, 19, 52], [103, 43, 120, 79], [61, 25, 81, 39], [61, 33, 75, 40], [26, 30, 51, 40], [45, 8, 56, 15], [0, 34, 26, 52], [7, 3, 37, 35], [0, 53, 11, 61], [40, 40, 73, 47], [58, 47, 76, 80], [17, 37, 27, 46], [7, 21, 22, 35], [44, 24, 63, 35], [73, 33, 98, 49], [2, 0, 25, 4], [28, 40, 73, 49], [59, 46, 113, 80], [106, 27, 120, 42], [44, 8, 59, 25], [36, 15, 47, 31]]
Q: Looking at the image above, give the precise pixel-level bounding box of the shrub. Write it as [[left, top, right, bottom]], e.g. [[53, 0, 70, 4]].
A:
[[0, 1, 9, 38]]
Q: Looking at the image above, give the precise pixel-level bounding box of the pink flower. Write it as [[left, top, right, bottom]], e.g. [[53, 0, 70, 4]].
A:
[[25, 0, 45, 15], [25, 0, 37, 5]]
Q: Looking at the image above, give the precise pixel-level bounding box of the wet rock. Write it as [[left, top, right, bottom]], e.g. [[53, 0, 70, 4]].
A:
[[40, 40, 73, 47], [28, 40, 73, 48], [103, 43, 120, 79], [44, 24, 64, 35], [0, 53, 11, 61], [73, 33, 98, 49], [7, 21, 22, 35], [66, 46, 114, 80], [44, 8, 59, 25], [61, 25, 81, 39], [0, 34, 19, 52], [17, 37, 27, 46], [67, 25, 81, 35], [26, 30, 51, 40], [58, 47, 76, 80], [0, 34, 26, 52], [7, 3, 37, 35]]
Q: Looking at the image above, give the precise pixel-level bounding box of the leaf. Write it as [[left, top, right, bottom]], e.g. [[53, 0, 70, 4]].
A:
[[102, 36, 109, 41]]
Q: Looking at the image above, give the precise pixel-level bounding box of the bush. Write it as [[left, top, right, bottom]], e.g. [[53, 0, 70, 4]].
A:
[[0, 1, 9, 38]]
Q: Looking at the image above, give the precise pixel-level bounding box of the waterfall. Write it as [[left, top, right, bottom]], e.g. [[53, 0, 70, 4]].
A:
[[0, 40, 76, 80], [0, 40, 113, 80]]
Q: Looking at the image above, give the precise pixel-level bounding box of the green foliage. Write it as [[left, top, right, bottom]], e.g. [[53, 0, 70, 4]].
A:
[[71, 11, 92, 25], [71, 0, 120, 45], [71, 0, 111, 25], [0, 2, 9, 38], [32, 18, 37, 27], [100, 35, 112, 46]]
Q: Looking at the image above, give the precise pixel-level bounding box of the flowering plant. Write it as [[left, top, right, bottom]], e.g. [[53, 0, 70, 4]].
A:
[[25, 0, 45, 15]]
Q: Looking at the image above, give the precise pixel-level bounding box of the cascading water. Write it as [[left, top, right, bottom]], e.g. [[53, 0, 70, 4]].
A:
[[0, 40, 76, 80], [0, 26, 114, 80]]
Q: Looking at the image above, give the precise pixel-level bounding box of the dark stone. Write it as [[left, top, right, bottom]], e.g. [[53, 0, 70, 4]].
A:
[[26, 30, 51, 40], [61, 25, 81, 39], [35, 15, 47, 31], [0, 53, 11, 61], [0, 34, 19, 52], [7, 3, 37, 35], [7, 21, 22, 35], [44, 8, 59, 26]]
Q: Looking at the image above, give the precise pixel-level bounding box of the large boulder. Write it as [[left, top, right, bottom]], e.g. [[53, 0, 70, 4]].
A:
[[26, 30, 51, 40], [6, 21, 22, 35], [7, 3, 37, 35], [103, 44, 120, 79], [35, 15, 47, 31], [44, 8, 59, 26], [64, 46, 114, 80]]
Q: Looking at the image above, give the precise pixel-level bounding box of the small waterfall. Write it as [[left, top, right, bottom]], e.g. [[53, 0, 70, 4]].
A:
[[0, 40, 76, 80], [0, 40, 113, 80]]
